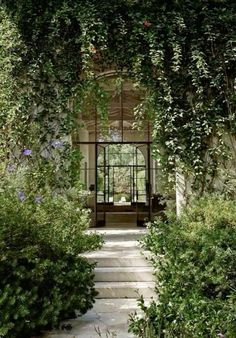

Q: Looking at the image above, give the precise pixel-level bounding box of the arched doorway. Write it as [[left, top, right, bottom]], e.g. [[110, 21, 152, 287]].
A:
[[75, 72, 164, 227]]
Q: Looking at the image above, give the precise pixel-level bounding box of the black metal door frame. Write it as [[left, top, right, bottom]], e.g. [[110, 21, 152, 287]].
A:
[[95, 142, 152, 227]]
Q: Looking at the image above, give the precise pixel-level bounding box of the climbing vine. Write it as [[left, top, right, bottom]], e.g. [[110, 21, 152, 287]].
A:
[[1, 0, 235, 192]]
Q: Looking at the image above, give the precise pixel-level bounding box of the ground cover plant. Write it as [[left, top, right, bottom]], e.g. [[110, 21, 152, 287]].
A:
[[129, 195, 236, 337]]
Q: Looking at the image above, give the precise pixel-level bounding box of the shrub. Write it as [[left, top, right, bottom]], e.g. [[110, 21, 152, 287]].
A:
[[0, 183, 102, 338], [129, 195, 236, 338]]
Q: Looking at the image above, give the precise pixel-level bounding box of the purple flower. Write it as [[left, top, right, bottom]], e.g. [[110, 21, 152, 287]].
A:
[[35, 195, 43, 203], [52, 140, 64, 149], [7, 164, 15, 173], [23, 149, 32, 156], [18, 191, 26, 202]]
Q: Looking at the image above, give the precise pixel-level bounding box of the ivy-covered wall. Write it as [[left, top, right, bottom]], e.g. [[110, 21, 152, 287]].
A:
[[1, 0, 235, 193]]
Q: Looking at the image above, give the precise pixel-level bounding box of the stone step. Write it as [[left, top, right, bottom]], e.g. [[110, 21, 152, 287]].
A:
[[84, 248, 151, 266], [102, 240, 140, 249], [87, 255, 151, 267], [86, 228, 147, 242], [95, 281, 156, 299], [43, 335, 75, 338], [94, 267, 154, 282], [103, 235, 145, 242]]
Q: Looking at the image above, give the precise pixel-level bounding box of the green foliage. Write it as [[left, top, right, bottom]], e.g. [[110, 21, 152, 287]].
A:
[[0, 177, 103, 338], [0, 2, 235, 336], [0, 1, 235, 190], [129, 196, 236, 337], [0, 7, 26, 163]]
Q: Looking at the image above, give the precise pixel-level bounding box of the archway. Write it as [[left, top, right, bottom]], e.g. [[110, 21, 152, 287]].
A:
[[76, 72, 165, 227]]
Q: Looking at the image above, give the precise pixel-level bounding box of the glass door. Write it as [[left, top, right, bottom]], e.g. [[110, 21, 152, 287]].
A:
[[134, 144, 151, 226], [96, 144, 106, 226], [96, 143, 151, 227]]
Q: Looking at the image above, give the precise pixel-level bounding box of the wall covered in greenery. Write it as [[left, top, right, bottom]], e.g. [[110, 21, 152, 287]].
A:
[[1, 0, 235, 191]]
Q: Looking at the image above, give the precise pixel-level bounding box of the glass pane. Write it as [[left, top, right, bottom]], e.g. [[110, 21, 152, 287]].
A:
[[136, 169, 146, 202], [113, 167, 131, 203], [97, 143, 147, 204], [97, 168, 105, 202], [97, 147, 105, 165]]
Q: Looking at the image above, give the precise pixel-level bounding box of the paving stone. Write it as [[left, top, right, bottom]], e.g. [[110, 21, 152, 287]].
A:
[[40, 228, 155, 338]]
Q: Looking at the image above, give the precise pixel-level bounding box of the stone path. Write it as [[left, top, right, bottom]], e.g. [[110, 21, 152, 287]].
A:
[[42, 228, 155, 338]]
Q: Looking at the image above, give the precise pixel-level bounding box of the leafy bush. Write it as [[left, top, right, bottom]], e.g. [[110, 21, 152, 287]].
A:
[[0, 182, 102, 338], [129, 195, 236, 338]]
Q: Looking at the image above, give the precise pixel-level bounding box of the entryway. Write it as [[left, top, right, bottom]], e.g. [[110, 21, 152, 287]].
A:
[[95, 143, 152, 227], [76, 73, 165, 227]]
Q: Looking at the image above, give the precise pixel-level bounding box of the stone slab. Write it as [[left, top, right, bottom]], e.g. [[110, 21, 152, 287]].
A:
[[95, 281, 156, 298], [94, 267, 154, 282], [42, 299, 145, 338]]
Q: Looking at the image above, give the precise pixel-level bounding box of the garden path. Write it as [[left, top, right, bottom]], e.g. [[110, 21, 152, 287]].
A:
[[41, 228, 155, 338]]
